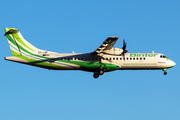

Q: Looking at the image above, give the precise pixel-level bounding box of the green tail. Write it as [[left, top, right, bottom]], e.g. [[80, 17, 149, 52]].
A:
[[4, 28, 41, 56]]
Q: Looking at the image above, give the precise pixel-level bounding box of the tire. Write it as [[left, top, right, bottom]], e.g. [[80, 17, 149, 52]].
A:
[[99, 70, 104, 75], [164, 72, 167, 75], [93, 73, 99, 78]]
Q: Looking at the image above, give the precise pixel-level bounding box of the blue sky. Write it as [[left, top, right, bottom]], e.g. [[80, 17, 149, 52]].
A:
[[0, 0, 180, 120]]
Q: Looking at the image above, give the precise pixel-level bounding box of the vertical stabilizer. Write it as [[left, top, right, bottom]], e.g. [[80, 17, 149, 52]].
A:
[[4, 28, 41, 56]]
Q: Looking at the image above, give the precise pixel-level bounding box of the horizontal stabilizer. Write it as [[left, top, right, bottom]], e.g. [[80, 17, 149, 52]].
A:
[[4, 28, 19, 36]]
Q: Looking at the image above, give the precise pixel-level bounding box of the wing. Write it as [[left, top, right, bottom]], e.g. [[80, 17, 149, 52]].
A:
[[93, 36, 119, 54]]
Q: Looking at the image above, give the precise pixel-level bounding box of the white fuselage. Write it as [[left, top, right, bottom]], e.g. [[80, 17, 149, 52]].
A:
[[27, 52, 174, 70]]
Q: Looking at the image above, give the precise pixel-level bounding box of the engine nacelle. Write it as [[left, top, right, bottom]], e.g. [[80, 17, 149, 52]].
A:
[[103, 47, 123, 55]]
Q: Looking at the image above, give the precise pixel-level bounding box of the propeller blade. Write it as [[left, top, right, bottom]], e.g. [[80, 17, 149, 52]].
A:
[[122, 39, 128, 53], [122, 39, 127, 50], [121, 39, 128, 62]]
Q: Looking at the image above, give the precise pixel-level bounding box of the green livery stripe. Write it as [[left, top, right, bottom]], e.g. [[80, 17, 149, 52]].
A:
[[7, 34, 48, 59], [5, 28, 35, 52], [5, 28, 120, 71], [10, 44, 78, 69], [11, 50, 70, 70], [57, 60, 120, 71], [4, 28, 53, 65], [11, 46, 118, 71], [5, 28, 83, 68], [12, 33, 36, 52]]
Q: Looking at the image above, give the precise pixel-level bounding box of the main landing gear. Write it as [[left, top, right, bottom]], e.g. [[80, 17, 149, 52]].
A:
[[93, 72, 99, 78], [93, 68, 105, 78]]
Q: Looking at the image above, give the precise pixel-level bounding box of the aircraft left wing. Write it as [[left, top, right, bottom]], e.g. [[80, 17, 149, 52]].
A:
[[93, 36, 119, 54]]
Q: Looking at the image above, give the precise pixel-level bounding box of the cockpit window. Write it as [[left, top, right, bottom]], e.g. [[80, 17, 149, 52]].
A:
[[160, 55, 167, 58]]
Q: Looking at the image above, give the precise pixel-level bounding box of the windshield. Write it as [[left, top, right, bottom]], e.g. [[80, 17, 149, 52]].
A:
[[160, 55, 167, 58]]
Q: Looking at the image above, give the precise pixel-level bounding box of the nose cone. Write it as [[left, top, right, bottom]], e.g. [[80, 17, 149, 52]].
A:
[[172, 61, 176, 67], [169, 60, 176, 68], [164, 58, 176, 68]]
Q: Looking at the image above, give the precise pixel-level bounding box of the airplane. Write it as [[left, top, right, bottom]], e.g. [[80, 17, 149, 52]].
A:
[[4, 28, 176, 78]]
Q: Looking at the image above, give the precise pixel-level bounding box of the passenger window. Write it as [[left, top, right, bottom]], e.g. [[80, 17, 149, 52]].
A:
[[140, 58, 142, 60], [133, 58, 135, 60], [113, 58, 115, 60], [116, 58, 118, 60], [136, 58, 138, 60], [106, 58, 108, 60], [144, 58, 145, 60], [130, 58, 132, 60], [120, 58, 122, 60], [127, 58, 128, 60]]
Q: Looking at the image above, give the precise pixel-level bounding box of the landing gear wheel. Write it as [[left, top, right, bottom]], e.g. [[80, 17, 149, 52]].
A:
[[99, 70, 104, 75], [93, 73, 99, 78], [164, 71, 167, 75]]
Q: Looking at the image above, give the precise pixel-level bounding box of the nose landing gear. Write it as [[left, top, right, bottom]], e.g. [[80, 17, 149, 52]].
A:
[[163, 68, 167, 75], [164, 71, 167, 75]]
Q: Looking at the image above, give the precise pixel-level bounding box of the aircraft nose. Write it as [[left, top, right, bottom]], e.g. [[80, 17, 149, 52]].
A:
[[170, 60, 176, 67], [172, 61, 176, 66]]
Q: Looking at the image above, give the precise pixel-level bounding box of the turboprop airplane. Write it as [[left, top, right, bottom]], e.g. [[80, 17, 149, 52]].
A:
[[4, 28, 176, 78]]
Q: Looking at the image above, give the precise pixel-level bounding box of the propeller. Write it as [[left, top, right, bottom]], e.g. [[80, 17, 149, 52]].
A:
[[121, 39, 128, 61], [122, 39, 128, 53]]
